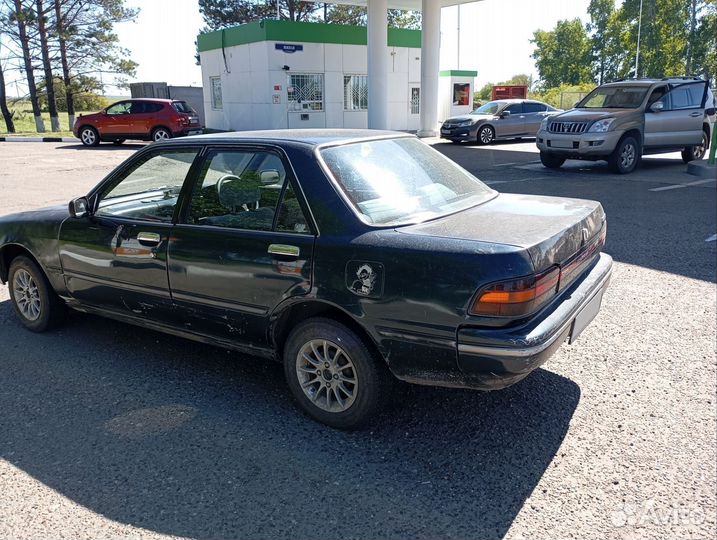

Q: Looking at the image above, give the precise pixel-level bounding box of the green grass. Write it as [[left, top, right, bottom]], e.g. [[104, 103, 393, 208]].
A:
[[1, 101, 99, 137]]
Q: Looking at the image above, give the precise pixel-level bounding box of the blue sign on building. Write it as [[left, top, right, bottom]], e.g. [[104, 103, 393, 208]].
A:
[[275, 43, 304, 53]]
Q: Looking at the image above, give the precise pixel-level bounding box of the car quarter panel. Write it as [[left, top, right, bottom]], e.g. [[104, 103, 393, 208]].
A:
[[0, 206, 68, 294]]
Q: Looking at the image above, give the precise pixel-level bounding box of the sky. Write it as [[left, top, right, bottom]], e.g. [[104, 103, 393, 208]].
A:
[[2, 0, 596, 96]]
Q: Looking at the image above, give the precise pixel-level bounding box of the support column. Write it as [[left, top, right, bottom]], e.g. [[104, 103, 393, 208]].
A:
[[418, 0, 440, 137], [367, 0, 389, 130]]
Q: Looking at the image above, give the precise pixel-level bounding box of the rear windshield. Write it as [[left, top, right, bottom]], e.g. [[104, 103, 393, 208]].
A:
[[320, 137, 496, 226], [578, 85, 650, 108], [172, 101, 195, 114]]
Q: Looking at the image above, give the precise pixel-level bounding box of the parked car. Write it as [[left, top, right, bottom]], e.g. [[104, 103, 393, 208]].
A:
[[73, 98, 203, 147], [0, 130, 613, 429], [441, 99, 561, 144], [536, 77, 715, 174]]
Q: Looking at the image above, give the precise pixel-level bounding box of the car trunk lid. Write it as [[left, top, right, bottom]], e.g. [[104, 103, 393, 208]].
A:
[[396, 193, 606, 274]]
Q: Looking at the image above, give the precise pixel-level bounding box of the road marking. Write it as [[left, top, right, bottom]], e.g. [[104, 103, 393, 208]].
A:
[[649, 178, 717, 191], [492, 160, 540, 167], [706, 234, 717, 243]]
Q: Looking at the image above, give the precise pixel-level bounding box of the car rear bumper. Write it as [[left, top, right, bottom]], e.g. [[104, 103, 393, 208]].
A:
[[174, 127, 204, 137], [392, 253, 613, 391], [536, 129, 623, 158]]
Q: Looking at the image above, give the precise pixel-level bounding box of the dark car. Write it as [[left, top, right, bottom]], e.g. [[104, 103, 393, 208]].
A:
[[0, 130, 613, 429], [73, 98, 203, 146], [441, 99, 561, 144]]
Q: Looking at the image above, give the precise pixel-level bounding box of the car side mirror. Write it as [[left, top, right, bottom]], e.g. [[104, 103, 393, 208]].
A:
[[500, 110, 511, 118], [69, 197, 90, 218], [260, 169, 281, 185], [650, 101, 664, 112]]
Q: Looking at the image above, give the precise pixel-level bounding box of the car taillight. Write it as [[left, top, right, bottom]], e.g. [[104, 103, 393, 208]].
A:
[[470, 266, 560, 317], [177, 115, 190, 126]]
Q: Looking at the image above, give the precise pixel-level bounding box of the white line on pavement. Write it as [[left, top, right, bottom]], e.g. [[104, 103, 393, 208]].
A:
[[649, 178, 717, 191], [706, 234, 717, 242]]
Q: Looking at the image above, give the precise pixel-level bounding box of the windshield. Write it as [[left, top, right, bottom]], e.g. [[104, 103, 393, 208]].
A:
[[471, 101, 504, 115], [172, 101, 195, 114], [320, 137, 496, 226], [578, 86, 649, 108]]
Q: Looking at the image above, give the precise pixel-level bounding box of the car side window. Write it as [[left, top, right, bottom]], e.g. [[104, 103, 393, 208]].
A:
[[505, 103, 524, 114], [186, 149, 309, 233], [129, 102, 146, 114], [106, 102, 132, 115], [144, 102, 164, 113], [524, 102, 546, 113], [95, 149, 199, 222], [662, 83, 704, 111]]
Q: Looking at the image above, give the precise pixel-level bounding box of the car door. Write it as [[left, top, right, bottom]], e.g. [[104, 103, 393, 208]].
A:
[[644, 81, 707, 148], [523, 102, 548, 135], [167, 146, 315, 350], [58, 146, 201, 316], [102, 101, 134, 136], [495, 102, 525, 137]]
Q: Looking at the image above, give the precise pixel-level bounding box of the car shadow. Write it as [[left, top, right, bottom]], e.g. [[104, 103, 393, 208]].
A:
[[0, 300, 580, 539], [58, 143, 147, 151]]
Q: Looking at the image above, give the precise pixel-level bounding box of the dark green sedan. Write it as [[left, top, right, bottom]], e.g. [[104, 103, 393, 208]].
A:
[[0, 130, 612, 429]]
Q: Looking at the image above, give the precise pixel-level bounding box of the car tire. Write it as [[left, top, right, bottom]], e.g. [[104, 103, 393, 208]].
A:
[[608, 135, 640, 174], [477, 125, 495, 145], [283, 317, 393, 429], [151, 127, 172, 142], [681, 131, 708, 163], [540, 152, 566, 169], [8, 256, 66, 332], [112, 139, 126, 146], [79, 126, 100, 147]]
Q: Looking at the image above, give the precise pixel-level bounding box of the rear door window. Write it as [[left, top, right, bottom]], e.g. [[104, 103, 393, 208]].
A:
[[664, 83, 706, 110], [523, 102, 546, 113]]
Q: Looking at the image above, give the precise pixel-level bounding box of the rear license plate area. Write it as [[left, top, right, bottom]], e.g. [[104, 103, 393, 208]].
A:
[[569, 287, 605, 344]]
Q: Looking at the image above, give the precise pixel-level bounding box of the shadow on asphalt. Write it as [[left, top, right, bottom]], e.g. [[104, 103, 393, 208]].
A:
[[58, 143, 147, 151], [0, 300, 579, 539], [433, 142, 717, 283]]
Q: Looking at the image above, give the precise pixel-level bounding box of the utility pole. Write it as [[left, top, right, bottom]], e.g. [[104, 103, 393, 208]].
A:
[[276, 0, 280, 20], [634, 0, 643, 78]]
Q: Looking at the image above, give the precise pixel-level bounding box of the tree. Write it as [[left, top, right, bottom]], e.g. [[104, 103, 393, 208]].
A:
[[0, 56, 15, 132], [531, 19, 593, 89], [35, 0, 60, 131], [6, 0, 45, 132]]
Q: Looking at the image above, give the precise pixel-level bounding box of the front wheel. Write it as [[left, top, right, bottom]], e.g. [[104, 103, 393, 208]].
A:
[[681, 131, 708, 163], [283, 318, 392, 429], [540, 151, 566, 169], [152, 127, 172, 142], [608, 135, 640, 174], [8, 256, 66, 332], [79, 126, 100, 147], [477, 125, 495, 145]]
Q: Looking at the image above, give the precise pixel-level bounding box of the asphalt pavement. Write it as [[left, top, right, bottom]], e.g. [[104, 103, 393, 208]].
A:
[[0, 140, 714, 539]]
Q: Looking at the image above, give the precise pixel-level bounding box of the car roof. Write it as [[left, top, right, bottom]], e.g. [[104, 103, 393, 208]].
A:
[[601, 77, 706, 87], [165, 129, 410, 148], [113, 98, 178, 103]]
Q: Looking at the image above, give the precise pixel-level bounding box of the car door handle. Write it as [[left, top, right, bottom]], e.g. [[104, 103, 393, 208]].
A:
[[689, 112, 701, 117], [137, 232, 161, 246], [268, 244, 300, 257]]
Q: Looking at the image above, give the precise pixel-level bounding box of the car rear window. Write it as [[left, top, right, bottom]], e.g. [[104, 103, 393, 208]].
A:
[[319, 137, 496, 226], [172, 101, 195, 114]]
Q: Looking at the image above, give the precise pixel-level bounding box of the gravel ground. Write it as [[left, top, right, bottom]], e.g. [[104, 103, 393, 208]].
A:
[[0, 140, 715, 539]]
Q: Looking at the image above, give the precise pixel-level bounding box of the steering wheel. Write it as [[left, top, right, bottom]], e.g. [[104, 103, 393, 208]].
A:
[[216, 174, 241, 199]]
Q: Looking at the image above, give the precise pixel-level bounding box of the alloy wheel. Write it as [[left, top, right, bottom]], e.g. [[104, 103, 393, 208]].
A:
[[154, 129, 170, 141], [479, 126, 494, 144], [12, 269, 41, 321], [694, 137, 707, 160], [620, 142, 636, 168], [81, 128, 96, 145], [295, 339, 359, 413]]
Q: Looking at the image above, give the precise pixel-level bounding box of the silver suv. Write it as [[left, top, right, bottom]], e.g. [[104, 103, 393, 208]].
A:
[[536, 78, 715, 174]]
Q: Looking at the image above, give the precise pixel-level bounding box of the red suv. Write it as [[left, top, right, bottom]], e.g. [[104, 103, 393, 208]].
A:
[[73, 98, 203, 146]]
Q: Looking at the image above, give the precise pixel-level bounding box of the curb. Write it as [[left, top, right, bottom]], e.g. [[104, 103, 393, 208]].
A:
[[686, 160, 717, 178], [0, 136, 78, 143]]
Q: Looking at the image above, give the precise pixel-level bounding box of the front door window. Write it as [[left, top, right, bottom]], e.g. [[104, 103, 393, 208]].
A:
[[96, 149, 199, 222]]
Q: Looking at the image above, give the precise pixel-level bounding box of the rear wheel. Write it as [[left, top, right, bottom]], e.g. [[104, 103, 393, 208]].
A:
[[540, 151, 566, 169], [681, 131, 708, 163], [608, 135, 640, 174], [151, 127, 172, 142], [8, 256, 66, 332], [477, 125, 495, 145], [79, 126, 100, 147], [283, 317, 392, 429]]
